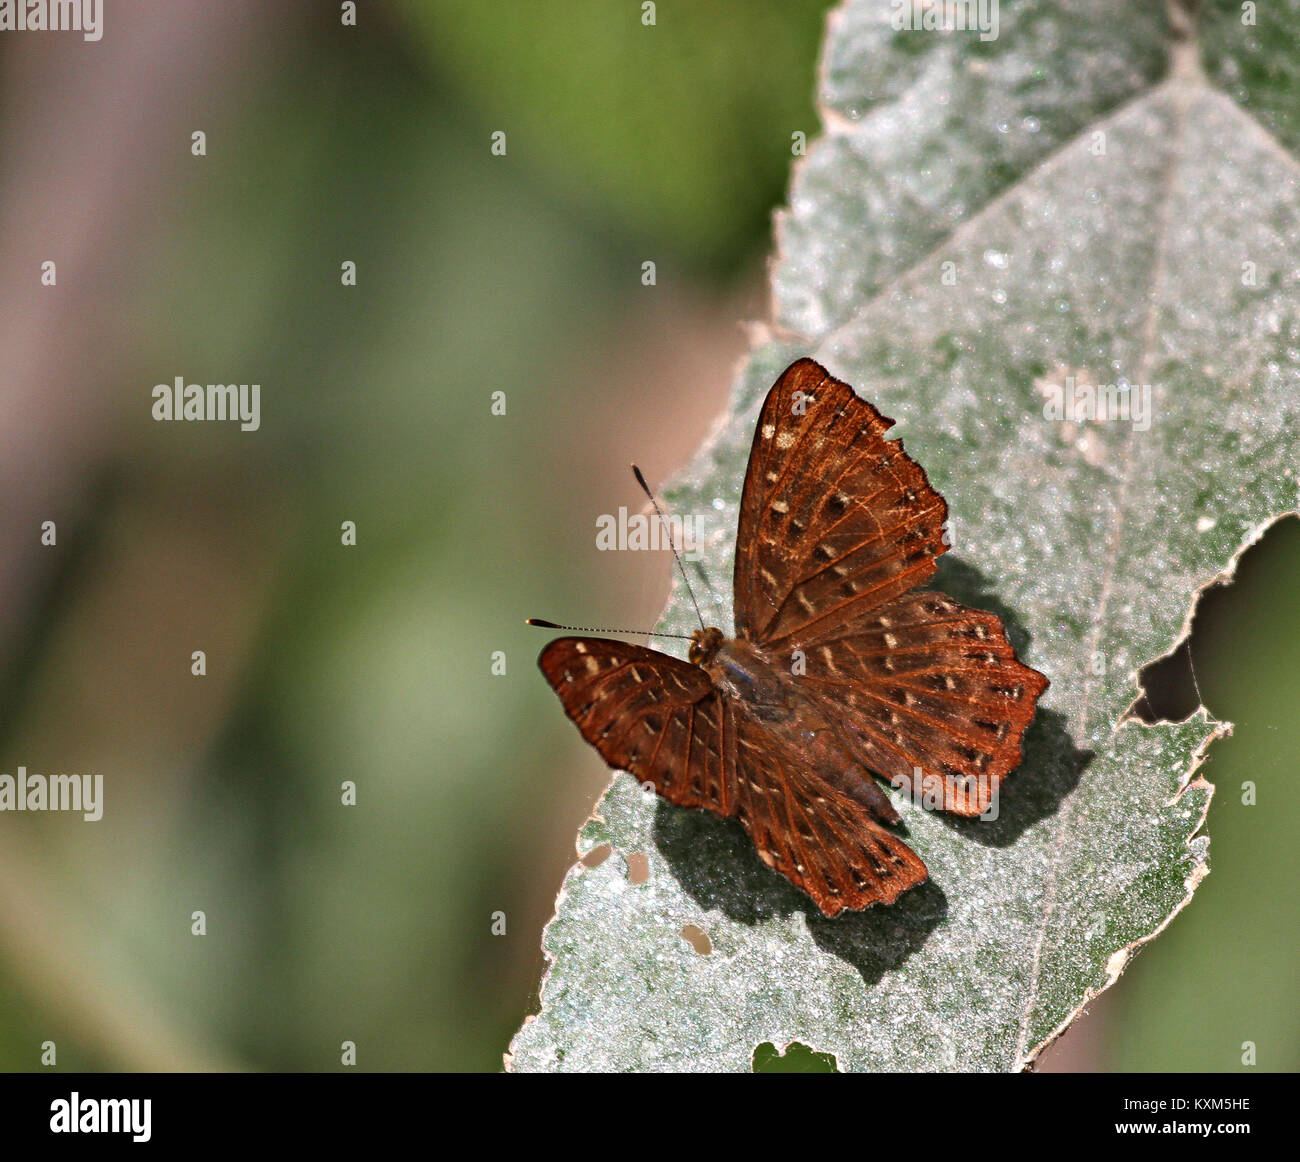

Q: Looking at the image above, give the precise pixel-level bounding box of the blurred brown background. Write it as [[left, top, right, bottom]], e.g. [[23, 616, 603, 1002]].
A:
[[0, 1, 1294, 1072]]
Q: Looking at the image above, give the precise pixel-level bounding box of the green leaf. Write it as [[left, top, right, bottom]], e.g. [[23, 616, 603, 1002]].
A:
[[508, 0, 1300, 1071]]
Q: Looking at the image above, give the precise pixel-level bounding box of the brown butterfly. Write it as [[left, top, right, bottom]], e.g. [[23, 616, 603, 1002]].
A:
[[534, 358, 1048, 917]]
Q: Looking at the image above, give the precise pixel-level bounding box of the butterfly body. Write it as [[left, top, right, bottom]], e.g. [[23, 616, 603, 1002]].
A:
[[699, 634, 791, 719], [538, 359, 1048, 917]]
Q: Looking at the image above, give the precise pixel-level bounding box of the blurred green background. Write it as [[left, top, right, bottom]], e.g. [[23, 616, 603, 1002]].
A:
[[0, 1, 1293, 1073]]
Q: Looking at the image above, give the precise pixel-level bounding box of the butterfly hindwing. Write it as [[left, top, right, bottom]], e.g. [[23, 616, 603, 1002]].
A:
[[537, 637, 735, 813], [733, 359, 949, 646], [726, 722, 928, 915], [790, 590, 1049, 816]]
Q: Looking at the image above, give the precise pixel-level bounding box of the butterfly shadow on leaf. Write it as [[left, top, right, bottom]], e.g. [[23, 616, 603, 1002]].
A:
[[924, 554, 1093, 848], [652, 801, 949, 987]]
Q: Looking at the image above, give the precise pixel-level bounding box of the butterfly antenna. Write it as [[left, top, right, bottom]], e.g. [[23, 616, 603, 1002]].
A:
[[631, 463, 708, 632], [525, 618, 695, 641]]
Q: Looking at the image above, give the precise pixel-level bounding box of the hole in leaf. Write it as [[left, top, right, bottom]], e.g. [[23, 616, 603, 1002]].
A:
[[580, 844, 612, 868], [625, 852, 649, 883], [1132, 640, 1201, 723], [1132, 517, 1300, 724], [680, 924, 711, 954], [751, 1041, 839, 1073]]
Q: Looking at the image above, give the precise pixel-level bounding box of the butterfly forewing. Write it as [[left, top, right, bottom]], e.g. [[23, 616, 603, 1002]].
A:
[[788, 590, 1050, 816], [733, 359, 949, 646], [538, 637, 735, 812]]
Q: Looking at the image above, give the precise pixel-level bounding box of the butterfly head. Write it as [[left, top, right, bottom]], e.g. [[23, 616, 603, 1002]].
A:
[[688, 626, 724, 666]]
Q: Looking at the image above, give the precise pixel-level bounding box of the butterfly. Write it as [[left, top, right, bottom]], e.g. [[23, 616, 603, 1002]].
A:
[[535, 359, 1048, 917]]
